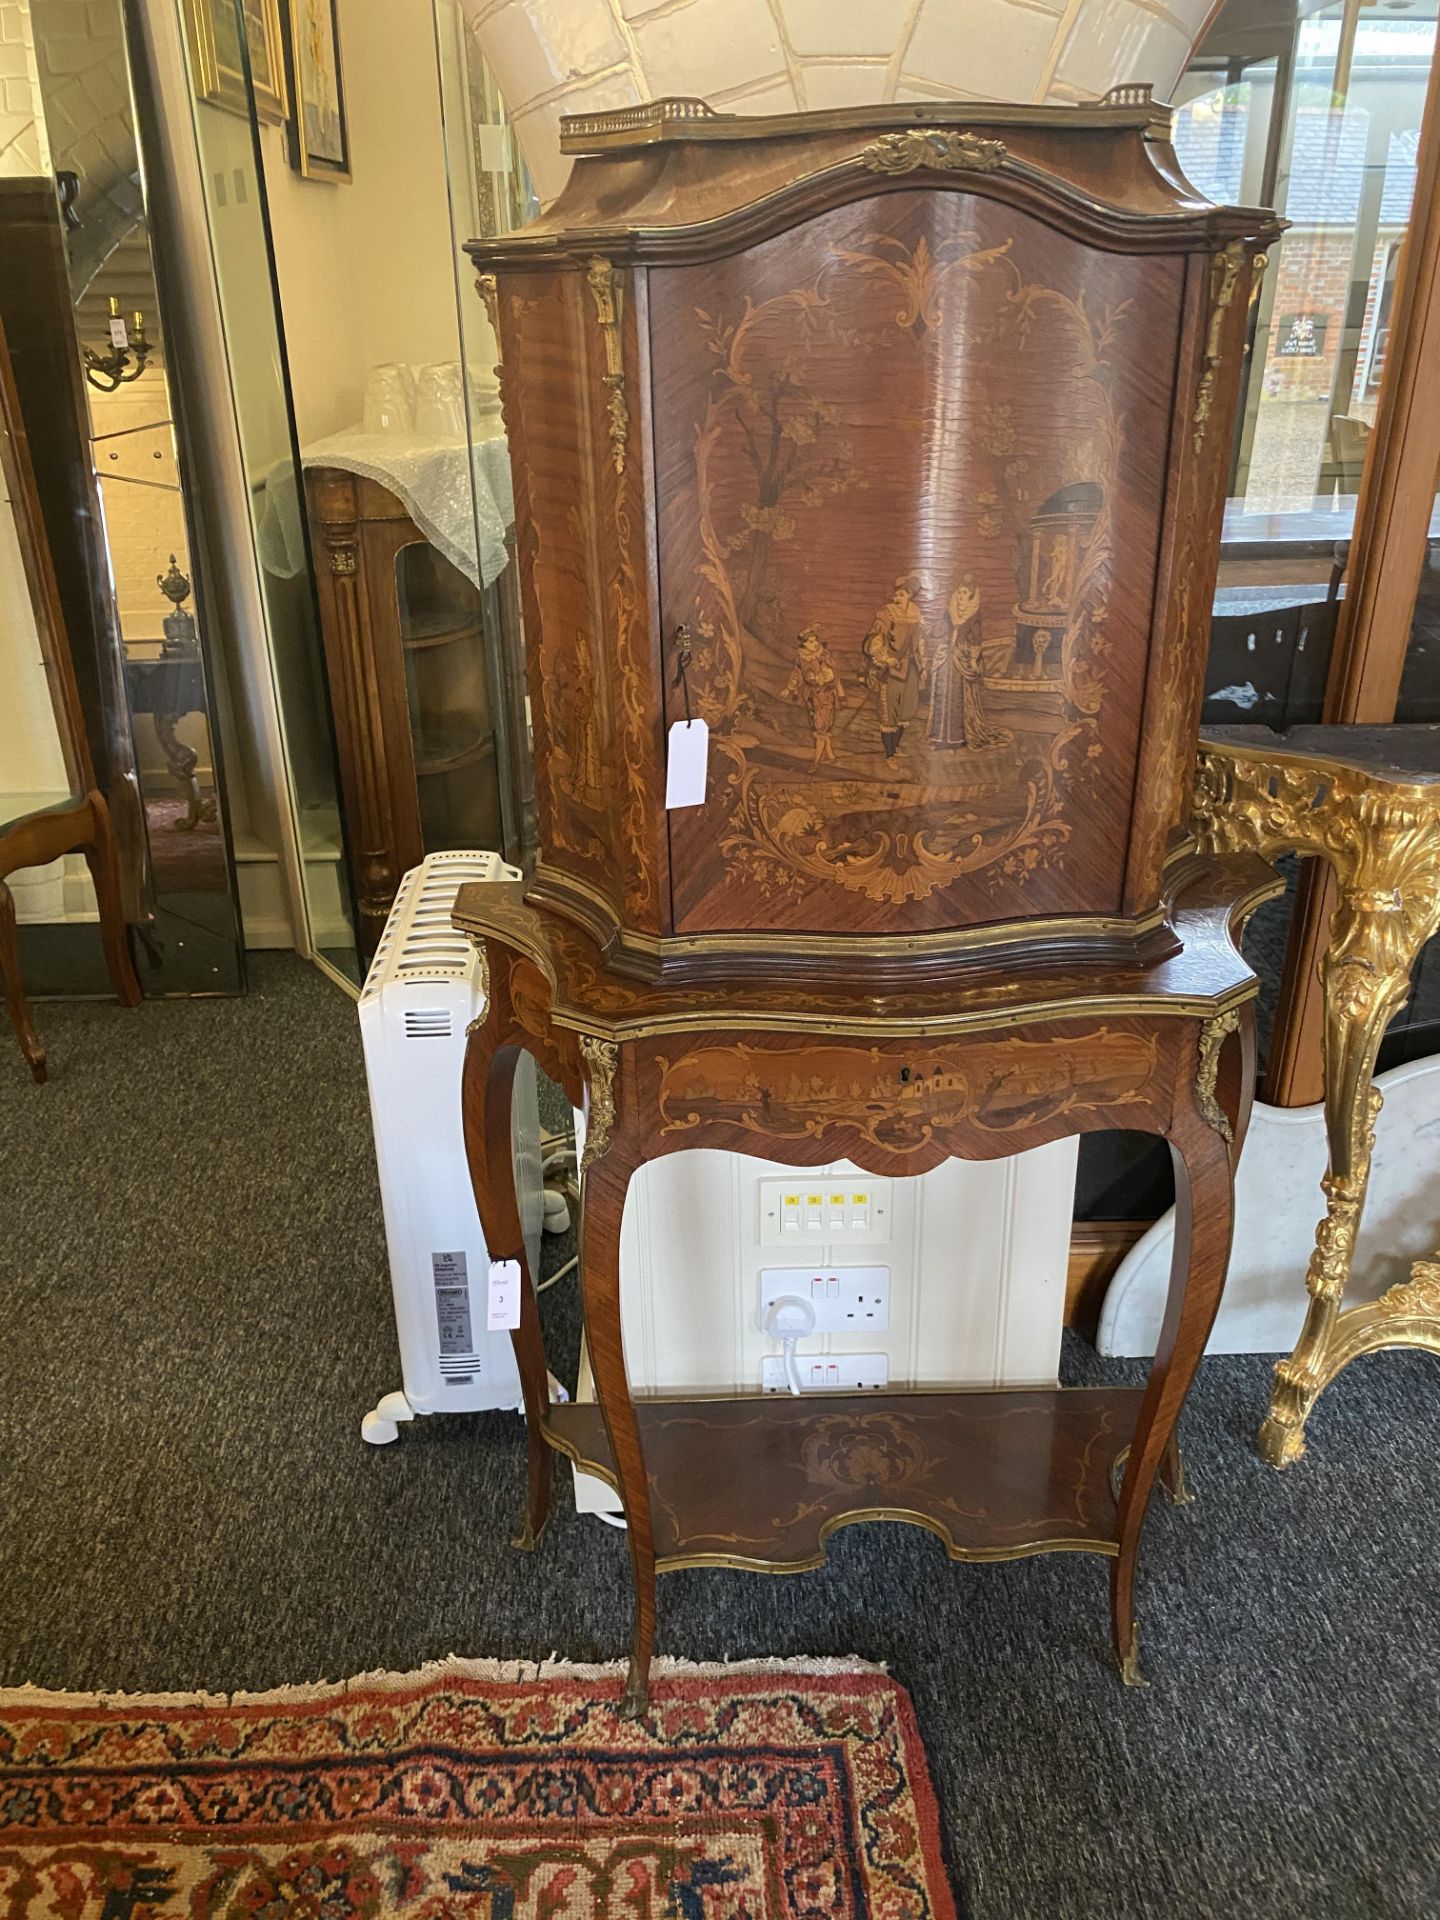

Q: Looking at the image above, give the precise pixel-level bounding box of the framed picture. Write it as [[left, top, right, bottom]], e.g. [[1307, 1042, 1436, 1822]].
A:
[[183, 0, 289, 125], [283, 0, 351, 182]]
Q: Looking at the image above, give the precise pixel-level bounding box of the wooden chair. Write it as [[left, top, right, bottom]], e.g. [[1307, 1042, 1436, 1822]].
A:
[[0, 304, 140, 1082]]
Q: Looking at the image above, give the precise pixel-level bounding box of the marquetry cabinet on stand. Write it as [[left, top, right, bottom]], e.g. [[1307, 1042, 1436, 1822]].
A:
[[455, 90, 1283, 1715]]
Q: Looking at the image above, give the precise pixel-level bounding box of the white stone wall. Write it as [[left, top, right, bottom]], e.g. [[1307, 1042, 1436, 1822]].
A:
[[0, 0, 43, 177], [464, 0, 1210, 202]]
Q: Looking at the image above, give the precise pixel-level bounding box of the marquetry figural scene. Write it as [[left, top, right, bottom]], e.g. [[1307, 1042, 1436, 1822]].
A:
[[652, 191, 1179, 935]]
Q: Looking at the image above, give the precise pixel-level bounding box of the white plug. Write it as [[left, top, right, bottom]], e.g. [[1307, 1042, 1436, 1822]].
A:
[[763, 1293, 817, 1396]]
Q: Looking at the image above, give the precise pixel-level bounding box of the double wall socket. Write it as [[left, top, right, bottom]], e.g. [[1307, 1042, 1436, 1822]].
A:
[[759, 1265, 891, 1333]]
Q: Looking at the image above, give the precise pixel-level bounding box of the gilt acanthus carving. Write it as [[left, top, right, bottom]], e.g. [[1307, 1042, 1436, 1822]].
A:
[[1199, 737, 1440, 1468], [464, 937, 491, 1035], [585, 256, 629, 475], [1374, 1259, 1440, 1321], [1193, 748, 1440, 1056], [1194, 1008, 1240, 1141], [580, 1034, 619, 1170], [862, 129, 1007, 176], [1192, 242, 1245, 455]]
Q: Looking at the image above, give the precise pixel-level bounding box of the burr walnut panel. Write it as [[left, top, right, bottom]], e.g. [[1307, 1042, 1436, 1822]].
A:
[[651, 191, 1183, 934]]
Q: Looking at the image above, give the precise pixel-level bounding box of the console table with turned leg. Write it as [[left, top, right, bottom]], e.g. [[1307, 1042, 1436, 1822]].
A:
[[453, 94, 1279, 1710], [1196, 724, 1440, 1466]]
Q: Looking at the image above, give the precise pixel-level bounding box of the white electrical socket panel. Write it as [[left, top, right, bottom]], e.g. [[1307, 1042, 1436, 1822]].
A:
[[762, 1352, 889, 1393], [759, 1265, 891, 1333], [759, 1177, 893, 1245]]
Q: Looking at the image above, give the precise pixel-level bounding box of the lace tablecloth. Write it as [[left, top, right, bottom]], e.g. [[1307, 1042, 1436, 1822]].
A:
[[258, 428, 515, 590]]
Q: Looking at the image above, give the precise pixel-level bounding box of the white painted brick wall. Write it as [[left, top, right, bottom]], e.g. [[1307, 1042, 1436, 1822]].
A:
[[463, 0, 1212, 205], [90, 378, 189, 643], [0, 0, 44, 176]]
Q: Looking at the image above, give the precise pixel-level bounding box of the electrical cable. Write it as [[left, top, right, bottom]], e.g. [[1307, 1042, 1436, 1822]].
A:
[[535, 1255, 577, 1294], [763, 1293, 817, 1396]]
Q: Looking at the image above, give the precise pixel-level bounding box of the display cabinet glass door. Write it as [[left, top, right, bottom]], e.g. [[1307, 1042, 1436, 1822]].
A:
[[396, 540, 502, 855]]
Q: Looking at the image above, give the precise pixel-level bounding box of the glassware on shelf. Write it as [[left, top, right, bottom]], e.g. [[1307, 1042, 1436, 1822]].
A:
[[414, 361, 465, 439], [363, 363, 417, 435]]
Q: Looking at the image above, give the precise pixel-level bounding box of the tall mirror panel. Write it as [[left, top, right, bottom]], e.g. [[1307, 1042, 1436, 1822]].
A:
[[2, 0, 246, 1001]]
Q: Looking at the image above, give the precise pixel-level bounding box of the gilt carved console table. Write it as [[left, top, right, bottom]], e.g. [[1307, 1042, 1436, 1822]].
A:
[[1195, 724, 1440, 1467], [456, 92, 1281, 1713]]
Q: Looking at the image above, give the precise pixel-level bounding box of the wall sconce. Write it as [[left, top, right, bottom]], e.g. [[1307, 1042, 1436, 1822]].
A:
[[84, 295, 154, 393]]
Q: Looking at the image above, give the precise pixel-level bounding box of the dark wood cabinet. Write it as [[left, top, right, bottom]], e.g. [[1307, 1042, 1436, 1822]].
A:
[[474, 91, 1275, 982], [459, 93, 1282, 1714], [306, 468, 513, 954]]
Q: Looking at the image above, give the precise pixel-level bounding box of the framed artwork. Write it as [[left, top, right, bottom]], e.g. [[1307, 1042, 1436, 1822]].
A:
[[284, 0, 351, 182], [183, 0, 289, 125]]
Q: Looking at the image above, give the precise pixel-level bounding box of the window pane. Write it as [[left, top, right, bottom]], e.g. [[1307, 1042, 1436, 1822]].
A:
[[1191, 3, 1437, 1064], [1077, 4, 1439, 1218], [1173, 4, 1438, 650]]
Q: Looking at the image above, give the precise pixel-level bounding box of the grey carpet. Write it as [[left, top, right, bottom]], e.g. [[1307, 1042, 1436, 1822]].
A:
[[2, 954, 1437, 1918]]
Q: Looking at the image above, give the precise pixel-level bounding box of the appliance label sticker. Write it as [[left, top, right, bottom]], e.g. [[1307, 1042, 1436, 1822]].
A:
[[432, 1250, 473, 1355]]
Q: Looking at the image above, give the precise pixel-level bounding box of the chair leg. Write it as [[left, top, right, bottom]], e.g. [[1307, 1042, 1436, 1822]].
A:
[[82, 789, 141, 1010], [0, 877, 46, 1083]]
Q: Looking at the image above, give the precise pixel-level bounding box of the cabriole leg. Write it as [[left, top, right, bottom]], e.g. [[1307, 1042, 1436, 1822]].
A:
[[462, 1013, 553, 1551], [1112, 1023, 1237, 1685], [575, 1040, 654, 1717], [1260, 897, 1417, 1470], [1159, 1429, 1194, 1506]]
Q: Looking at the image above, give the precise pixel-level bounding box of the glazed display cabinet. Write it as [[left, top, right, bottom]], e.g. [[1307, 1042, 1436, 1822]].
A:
[[306, 467, 523, 954]]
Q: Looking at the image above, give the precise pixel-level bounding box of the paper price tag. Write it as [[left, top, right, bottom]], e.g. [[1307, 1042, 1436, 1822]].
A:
[[108, 316, 129, 349], [665, 718, 709, 809], [487, 1257, 522, 1332]]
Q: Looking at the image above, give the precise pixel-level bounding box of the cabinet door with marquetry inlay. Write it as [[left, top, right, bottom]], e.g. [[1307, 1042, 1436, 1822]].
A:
[[650, 189, 1183, 939]]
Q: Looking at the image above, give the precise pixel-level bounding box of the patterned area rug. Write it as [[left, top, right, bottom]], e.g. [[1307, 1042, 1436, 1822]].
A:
[[0, 1657, 960, 1917]]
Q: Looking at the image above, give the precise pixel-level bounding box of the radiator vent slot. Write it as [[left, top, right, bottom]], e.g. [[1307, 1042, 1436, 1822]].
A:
[[404, 1008, 453, 1040]]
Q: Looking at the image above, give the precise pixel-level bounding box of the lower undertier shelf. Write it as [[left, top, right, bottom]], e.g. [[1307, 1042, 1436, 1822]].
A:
[[543, 1386, 1141, 1573]]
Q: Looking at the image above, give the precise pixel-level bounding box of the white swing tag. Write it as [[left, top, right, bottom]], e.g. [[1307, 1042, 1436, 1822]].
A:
[[665, 718, 709, 809], [108, 315, 129, 349], [487, 1257, 522, 1332]]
